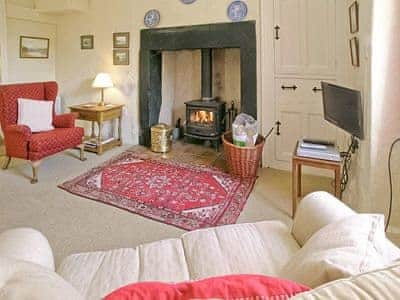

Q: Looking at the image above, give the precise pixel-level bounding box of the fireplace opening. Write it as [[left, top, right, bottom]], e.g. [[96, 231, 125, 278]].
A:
[[159, 47, 240, 150]]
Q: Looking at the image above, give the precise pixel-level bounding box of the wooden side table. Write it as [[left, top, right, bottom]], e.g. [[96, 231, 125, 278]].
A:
[[292, 143, 342, 217], [70, 103, 124, 155]]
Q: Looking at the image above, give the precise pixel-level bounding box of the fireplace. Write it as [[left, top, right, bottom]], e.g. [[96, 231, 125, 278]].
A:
[[184, 48, 226, 150], [139, 22, 257, 147], [185, 99, 226, 141]]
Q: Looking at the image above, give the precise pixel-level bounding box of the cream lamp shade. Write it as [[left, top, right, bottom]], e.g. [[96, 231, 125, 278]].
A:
[[92, 73, 113, 106]]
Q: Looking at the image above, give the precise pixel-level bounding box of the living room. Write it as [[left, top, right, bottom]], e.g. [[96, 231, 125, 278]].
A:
[[0, 0, 400, 299]]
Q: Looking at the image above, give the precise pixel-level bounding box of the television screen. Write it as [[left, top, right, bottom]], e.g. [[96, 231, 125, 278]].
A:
[[321, 82, 364, 140]]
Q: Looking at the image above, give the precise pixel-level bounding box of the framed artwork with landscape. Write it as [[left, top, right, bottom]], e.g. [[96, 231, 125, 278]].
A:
[[80, 35, 94, 50], [113, 32, 130, 48], [113, 49, 130, 65], [350, 37, 360, 67], [349, 1, 359, 33], [20, 36, 49, 59]]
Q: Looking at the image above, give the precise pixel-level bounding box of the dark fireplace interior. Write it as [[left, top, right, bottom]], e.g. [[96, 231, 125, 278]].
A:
[[184, 49, 226, 150], [139, 22, 257, 147]]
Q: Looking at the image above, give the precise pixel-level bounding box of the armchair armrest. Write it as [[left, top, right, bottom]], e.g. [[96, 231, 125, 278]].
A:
[[0, 228, 55, 270], [4, 124, 32, 141], [53, 113, 77, 128]]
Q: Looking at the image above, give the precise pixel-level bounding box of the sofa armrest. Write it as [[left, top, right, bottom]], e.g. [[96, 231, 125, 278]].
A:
[[291, 192, 356, 246], [0, 228, 55, 271], [53, 113, 77, 128]]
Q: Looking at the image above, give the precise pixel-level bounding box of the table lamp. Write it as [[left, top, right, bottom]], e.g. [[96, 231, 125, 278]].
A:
[[92, 73, 113, 106]]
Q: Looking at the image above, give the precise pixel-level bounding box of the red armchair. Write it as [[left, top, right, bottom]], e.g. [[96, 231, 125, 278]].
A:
[[0, 82, 86, 183]]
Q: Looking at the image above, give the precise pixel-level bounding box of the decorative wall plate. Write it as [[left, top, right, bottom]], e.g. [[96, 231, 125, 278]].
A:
[[144, 9, 160, 28], [181, 0, 196, 4], [227, 1, 248, 22]]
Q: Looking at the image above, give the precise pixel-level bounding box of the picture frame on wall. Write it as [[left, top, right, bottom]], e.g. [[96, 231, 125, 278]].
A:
[[113, 32, 130, 48], [350, 37, 360, 67], [113, 49, 129, 65], [349, 1, 359, 33], [80, 35, 94, 50], [20, 36, 49, 59]]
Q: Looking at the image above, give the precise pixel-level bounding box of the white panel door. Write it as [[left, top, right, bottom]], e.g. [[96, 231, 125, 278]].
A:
[[274, 0, 305, 74], [303, 0, 336, 75], [274, 0, 336, 76], [274, 79, 338, 164]]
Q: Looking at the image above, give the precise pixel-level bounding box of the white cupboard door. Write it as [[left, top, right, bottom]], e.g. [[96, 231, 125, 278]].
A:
[[274, 0, 336, 76], [274, 0, 305, 75], [274, 79, 338, 164], [304, 0, 336, 76]]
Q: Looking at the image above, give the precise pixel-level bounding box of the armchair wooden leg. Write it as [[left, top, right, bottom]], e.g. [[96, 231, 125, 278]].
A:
[[78, 144, 87, 161], [2, 157, 11, 170], [30, 161, 41, 184]]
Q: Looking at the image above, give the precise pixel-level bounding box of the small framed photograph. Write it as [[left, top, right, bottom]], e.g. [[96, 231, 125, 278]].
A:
[[350, 37, 360, 67], [113, 32, 130, 48], [20, 36, 49, 59], [80, 35, 94, 50], [113, 49, 130, 65], [349, 1, 359, 33]]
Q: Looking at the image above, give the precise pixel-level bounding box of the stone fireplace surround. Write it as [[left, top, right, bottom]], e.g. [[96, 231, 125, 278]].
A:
[[139, 21, 257, 146]]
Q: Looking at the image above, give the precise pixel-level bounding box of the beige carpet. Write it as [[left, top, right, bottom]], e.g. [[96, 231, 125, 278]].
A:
[[0, 144, 332, 265]]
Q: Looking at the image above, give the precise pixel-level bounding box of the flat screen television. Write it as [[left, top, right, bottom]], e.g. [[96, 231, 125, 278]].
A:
[[321, 82, 364, 140]]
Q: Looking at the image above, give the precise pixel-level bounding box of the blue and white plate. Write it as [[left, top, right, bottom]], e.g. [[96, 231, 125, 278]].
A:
[[227, 1, 248, 22], [144, 9, 160, 28], [181, 0, 196, 4]]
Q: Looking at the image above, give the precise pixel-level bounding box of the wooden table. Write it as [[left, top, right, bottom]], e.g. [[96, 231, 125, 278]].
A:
[[292, 143, 342, 217], [70, 103, 124, 155]]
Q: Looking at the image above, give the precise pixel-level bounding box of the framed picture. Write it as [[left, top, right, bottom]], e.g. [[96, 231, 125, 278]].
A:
[[113, 32, 130, 48], [80, 35, 94, 50], [349, 1, 359, 33], [350, 37, 360, 67], [113, 49, 130, 65], [20, 36, 49, 59]]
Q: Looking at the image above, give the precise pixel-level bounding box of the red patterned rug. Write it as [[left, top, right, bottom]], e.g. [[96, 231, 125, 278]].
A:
[[59, 152, 256, 231]]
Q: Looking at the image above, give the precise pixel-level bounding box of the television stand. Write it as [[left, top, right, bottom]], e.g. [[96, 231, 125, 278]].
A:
[[292, 142, 342, 218]]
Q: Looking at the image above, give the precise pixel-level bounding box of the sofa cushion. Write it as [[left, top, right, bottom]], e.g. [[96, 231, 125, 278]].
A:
[[0, 257, 83, 300], [104, 274, 310, 300], [137, 238, 190, 282], [17, 98, 54, 132], [29, 127, 84, 161], [58, 239, 191, 300], [291, 262, 400, 300], [280, 214, 386, 288], [57, 248, 139, 300], [58, 221, 299, 299], [182, 221, 300, 280]]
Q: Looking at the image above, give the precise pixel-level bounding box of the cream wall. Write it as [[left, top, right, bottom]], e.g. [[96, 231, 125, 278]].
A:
[[0, 0, 8, 82], [370, 0, 400, 235], [55, 0, 261, 144], [4, 2, 57, 83], [339, 0, 373, 212], [6, 17, 56, 82]]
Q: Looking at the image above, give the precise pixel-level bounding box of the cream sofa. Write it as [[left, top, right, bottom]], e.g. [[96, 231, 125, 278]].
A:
[[0, 192, 399, 299]]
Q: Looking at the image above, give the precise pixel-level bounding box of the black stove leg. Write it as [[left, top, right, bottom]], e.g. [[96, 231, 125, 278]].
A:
[[212, 140, 220, 152]]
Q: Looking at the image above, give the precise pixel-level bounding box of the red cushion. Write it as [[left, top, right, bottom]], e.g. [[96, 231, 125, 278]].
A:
[[104, 274, 310, 300], [29, 127, 84, 161]]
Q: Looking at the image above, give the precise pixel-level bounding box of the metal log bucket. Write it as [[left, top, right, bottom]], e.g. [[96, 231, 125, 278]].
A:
[[151, 124, 173, 153]]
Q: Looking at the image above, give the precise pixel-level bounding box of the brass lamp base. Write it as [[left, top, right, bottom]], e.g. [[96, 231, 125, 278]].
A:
[[98, 88, 106, 106]]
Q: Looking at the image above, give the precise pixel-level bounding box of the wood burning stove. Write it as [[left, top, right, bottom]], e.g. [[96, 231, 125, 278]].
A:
[[185, 99, 226, 140], [184, 49, 226, 150]]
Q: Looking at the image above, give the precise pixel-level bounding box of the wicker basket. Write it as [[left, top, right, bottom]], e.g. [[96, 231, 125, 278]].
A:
[[222, 132, 265, 178]]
